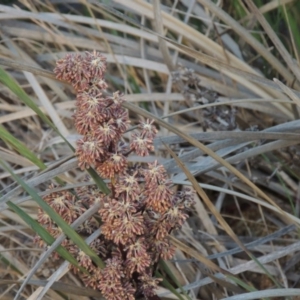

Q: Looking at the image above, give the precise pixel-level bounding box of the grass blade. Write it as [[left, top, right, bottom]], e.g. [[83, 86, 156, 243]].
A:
[[6, 200, 86, 273], [0, 124, 46, 170], [0, 159, 105, 269]]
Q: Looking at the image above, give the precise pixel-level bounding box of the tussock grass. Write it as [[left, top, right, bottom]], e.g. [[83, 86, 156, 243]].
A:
[[0, 0, 300, 299]]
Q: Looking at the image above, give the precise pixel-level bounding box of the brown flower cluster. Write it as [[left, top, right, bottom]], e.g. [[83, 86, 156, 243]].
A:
[[36, 52, 194, 300]]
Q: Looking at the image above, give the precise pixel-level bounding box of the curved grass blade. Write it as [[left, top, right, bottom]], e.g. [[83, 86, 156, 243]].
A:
[[6, 200, 86, 273], [164, 143, 280, 293], [0, 160, 105, 269], [0, 67, 62, 137], [123, 102, 295, 223], [0, 280, 104, 298], [156, 271, 186, 300], [0, 125, 46, 170], [0, 256, 22, 275], [159, 259, 192, 300], [87, 167, 110, 195], [0, 64, 109, 194], [0, 124, 65, 186]]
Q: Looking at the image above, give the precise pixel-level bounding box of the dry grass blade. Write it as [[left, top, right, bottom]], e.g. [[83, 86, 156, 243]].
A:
[[171, 240, 300, 292], [167, 40, 296, 98], [245, 0, 300, 84], [0, 280, 103, 298], [274, 78, 300, 107], [15, 204, 100, 300], [202, 224, 296, 260], [163, 141, 280, 284], [1, 53, 292, 216], [190, 139, 300, 176], [175, 181, 300, 225], [1, 1, 300, 299], [124, 102, 291, 220], [0, 158, 77, 207], [0, 98, 295, 125], [0, 58, 56, 81], [197, 0, 299, 88], [169, 236, 224, 274], [221, 288, 300, 300], [153, 0, 175, 72], [31, 229, 102, 300], [247, 0, 295, 16], [112, 0, 293, 101], [168, 236, 246, 293], [159, 131, 300, 142]]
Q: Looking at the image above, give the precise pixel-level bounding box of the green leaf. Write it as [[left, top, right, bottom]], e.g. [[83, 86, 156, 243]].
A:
[[0, 160, 105, 269], [0, 124, 46, 170], [0, 66, 76, 155], [87, 167, 110, 195], [6, 200, 86, 273], [0, 65, 110, 194], [159, 259, 192, 300], [0, 256, 22, 274], [0, 67, 57, 132], [156, 271, 186, 300]]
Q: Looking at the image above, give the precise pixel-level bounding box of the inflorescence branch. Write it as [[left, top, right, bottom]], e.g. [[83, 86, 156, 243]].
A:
[[35, 51, 194, 300]]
